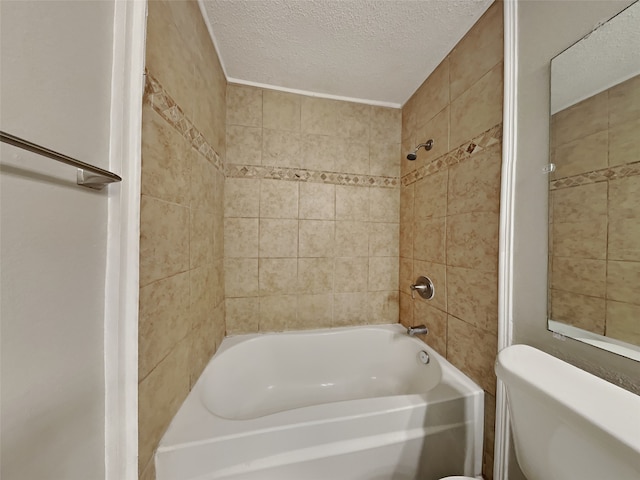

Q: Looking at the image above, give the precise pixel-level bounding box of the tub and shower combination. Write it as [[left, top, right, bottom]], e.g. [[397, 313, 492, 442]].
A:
[[155, 324, 484, 480]]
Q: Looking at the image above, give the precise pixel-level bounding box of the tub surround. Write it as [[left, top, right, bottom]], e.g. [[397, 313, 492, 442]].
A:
[[399, 3, 503, 478], [139, 1, 227, 478], [224, 86, 401, 334]]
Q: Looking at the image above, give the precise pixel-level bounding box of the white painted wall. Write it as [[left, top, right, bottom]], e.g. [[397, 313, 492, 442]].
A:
[[0, 1, 121, 479], [512, 0, 639, 392]]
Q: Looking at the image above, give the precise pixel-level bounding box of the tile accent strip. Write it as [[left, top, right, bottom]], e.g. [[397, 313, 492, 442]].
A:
[[550, 161, 640, 190], [143, 70, 224, 175], [401, 124, 503, 186], [225, 163, 399, 188]]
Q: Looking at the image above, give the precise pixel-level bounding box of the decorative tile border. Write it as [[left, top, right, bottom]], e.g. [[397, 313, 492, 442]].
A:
[[550, 161, 640, 190], [226, 164, 399, 188], [401, 124, 503, 186], [143, 70, 224, 175]]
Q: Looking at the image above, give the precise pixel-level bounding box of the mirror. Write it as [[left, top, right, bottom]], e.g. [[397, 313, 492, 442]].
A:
[[548, 1, 640, 361]]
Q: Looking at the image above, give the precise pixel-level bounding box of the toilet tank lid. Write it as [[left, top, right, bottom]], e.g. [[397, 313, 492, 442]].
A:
[[495, 344, 640, 456]]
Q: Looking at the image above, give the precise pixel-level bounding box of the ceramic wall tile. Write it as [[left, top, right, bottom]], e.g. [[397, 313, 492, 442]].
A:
[[227, 84, 262, 127], [263, 90, 301, 132], [138, 338, 190, 472], [224, 218, 259, 258], [552, 182, 607, 223], [608, 74, 640, 126], [298, 257, 334, 294], [446, 212, 499, 272], [553, 130, 608, 178], [139, 272, 191, 380], [259, 219, 298, 257], [550, 256, 606, 298], [336, 185, 370, 220], [336, 101, 371, 139], [335, 138, 371, 175], [606, 301, 640, 344], [553, 220, 607, 259], [450, 63, 503, 149], [370, 142, 400, 177], [550, 289, 605, 334], [224, 258, 259, 298], [399, 292, 413, 328], [301, 97, 338, 136], [301, 134, 339, 172], [449, 2, 503, 101], [368, 256, 399, 292], [413, 301, 447, 356], [369, 222, 399, 257], [552, 91, 608, 147], [225, 178, 260, 218], [259, 258, 298, 295], [447, 145, 501, 215], [226, 125, 262, 165], [299, 220, 335, 257], [369, 187, 400, 222], [139, 196, 190, 287], [415, 106, 449, 162], [333, 293, 368, 326], [190, 208, 215, 268], [262, 128, 301, 168], [413, 217, 446, 264], [608, 218, 640, 261], [370, 107, 401, 143], [368, 291, 400, 324], [141, 104, 191, 206], [609, 118, 640, 167], [259, 179, 299, 219], [447, 315, 497, 394], [414, 60, 450, 126], [334, 257, 368, 293], [606, 260, 640, 304], [413, 259, 447, 313], [446, 266, 497, 334], [225, 297, 259, 334], [299, 182, 335, 220], [297, 294, 334, 329], [414, 170, 448, 219], [258, 295, 297, 331], [334, 221, 369, 257]]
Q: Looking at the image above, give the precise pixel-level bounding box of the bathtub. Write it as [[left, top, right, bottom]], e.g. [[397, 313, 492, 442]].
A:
[[156, 324, 484, 480]]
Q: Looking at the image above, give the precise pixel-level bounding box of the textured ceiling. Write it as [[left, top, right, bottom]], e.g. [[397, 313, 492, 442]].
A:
[[200, 0, 494, 107], [551, 0, 639, 114]]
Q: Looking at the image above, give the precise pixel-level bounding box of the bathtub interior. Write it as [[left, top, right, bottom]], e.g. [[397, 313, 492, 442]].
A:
[[201, 326, 444, 420], [156, 324, 485, 480]]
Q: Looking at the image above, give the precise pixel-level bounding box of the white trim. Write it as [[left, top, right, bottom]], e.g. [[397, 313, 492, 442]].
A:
[[104, 0, 146, 478], [494, 0, 518, 478], [227, 77, 402, 109]]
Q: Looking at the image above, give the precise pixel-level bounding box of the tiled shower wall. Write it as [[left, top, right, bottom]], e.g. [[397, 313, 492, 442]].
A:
[[549, 74, 640, 345], [399, 3, 503, 479], [138, 1, 226, 478], [224, 86, 401, 333]]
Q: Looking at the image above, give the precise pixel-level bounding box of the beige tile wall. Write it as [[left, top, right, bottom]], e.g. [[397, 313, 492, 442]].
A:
[[399, 3, 503, 479], [225, 86, 401, 333], [138, 1, 227, 478], [550, 74, 640, 345]]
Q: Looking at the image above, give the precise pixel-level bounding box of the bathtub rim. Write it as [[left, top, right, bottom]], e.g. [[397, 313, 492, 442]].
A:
[[159, 323, 484, 452]]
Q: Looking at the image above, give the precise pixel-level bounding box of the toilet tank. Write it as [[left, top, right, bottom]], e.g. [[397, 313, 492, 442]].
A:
[[495, 345, 640, 480]]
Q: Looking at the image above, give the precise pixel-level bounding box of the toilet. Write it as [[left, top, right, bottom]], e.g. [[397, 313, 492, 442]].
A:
[[494, 344, 640, 480]]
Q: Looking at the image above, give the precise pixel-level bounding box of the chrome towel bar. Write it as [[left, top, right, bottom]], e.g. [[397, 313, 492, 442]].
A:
[[0, 130, 122, 190]]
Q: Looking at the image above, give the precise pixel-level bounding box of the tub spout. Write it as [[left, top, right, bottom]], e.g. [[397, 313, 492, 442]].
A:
[[407, 325, 428, 336]]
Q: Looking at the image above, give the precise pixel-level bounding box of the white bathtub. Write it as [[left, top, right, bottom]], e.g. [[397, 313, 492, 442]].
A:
[[156, 324, 484, 480]]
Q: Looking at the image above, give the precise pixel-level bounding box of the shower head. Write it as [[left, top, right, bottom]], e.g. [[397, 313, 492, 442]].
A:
[[406, 139, 434, 161]]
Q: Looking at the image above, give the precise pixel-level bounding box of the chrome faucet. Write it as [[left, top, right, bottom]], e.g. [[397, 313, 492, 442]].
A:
[[407, 325, 428, 336]]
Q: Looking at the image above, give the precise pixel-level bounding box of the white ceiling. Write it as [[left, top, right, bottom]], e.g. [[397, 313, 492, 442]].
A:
[[551, 0, 639, 114], [200, 0, 494, 108]]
